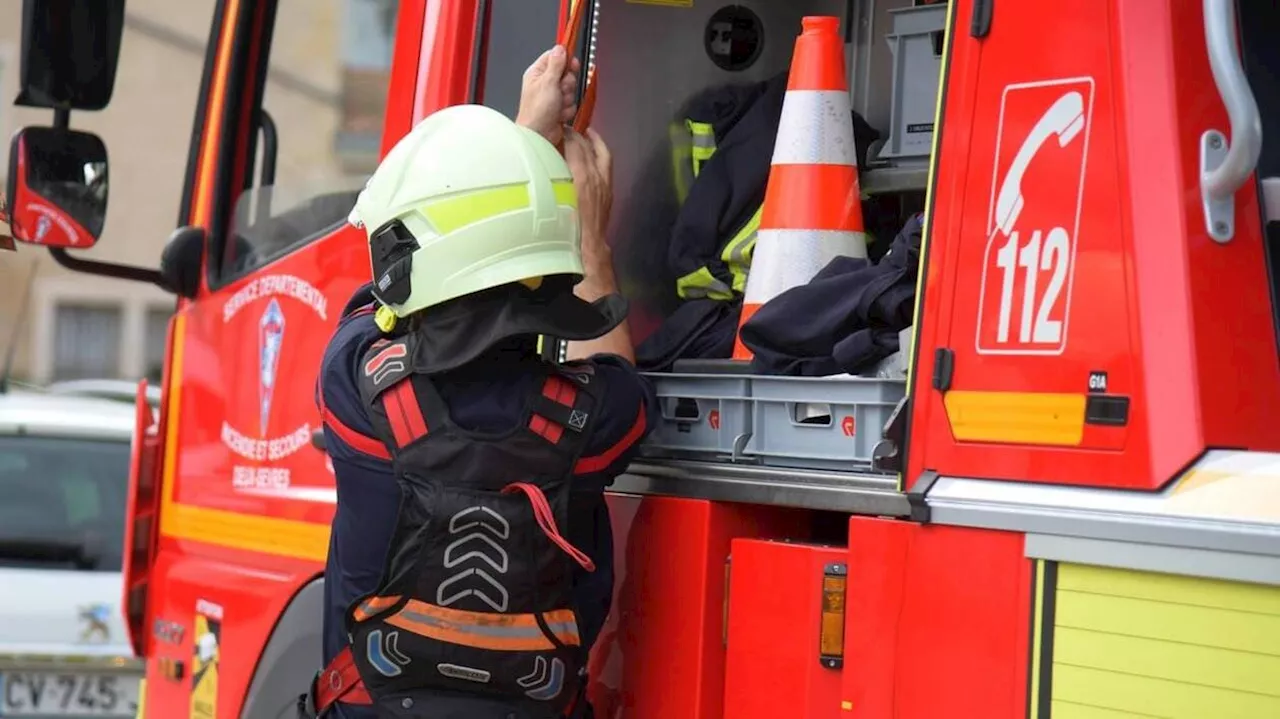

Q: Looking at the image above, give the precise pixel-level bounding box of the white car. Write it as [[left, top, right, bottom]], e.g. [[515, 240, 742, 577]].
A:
[[43, 380, 161, 410], [0, 389, 143, 718]]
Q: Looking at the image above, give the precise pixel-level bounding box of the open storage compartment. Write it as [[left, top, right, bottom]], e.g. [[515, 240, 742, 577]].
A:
[[642, 367, 907, 473], [581, 0, 945, 475]]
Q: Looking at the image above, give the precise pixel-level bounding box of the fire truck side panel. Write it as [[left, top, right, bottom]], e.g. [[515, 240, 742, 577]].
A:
[[144, 542, 320, 718], [928, 465, 1280, 717], [1163, 0, 1280, 455], [909, 0, 1280, 491], [1031, 561, 1280, 717], [589, 495, 811, 719], [722, 540, 847, 719], [841, 517, 1033, 719], [152, 175, 366, 719]]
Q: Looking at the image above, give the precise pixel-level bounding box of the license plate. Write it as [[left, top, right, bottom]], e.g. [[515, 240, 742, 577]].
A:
[[0, 672, 140, 717]]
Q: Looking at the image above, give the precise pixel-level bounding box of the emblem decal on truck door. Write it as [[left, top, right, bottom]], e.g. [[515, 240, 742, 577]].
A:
[[220, 274, 330, 496], [259, 298, 286, 436], [976, 77, 1095, 356]]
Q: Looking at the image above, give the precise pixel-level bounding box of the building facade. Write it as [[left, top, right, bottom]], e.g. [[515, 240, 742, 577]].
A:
[[0, 0, 395, 385]]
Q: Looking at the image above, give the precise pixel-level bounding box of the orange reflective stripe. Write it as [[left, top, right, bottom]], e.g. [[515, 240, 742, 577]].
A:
[[353, 595, 402, 621], [385, 600, 580, 651]]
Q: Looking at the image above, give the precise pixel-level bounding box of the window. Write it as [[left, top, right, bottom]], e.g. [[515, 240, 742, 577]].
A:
[[220, 0, 398, 280], [338, 0, 397, 173], [52, 304, 122, 380], [0, 436, 130, 572], [144, 306, 173, 384], [479, 0, 563, 119]]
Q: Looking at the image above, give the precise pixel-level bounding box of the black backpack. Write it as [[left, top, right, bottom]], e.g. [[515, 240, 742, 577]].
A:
[[344, 332, 603, 717]]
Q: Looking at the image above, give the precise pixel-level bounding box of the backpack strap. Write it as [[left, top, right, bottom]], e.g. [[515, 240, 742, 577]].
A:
[[378, 379, 430, 451], [525, 362, 598, 450], [356, 336, 435, 455]]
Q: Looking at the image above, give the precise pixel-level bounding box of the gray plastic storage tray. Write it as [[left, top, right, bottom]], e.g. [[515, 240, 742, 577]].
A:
[[744, 375, 906, 472], [641, 373, 752, 461], [877, 3, 947, 162], [639, 372, 906, 472]]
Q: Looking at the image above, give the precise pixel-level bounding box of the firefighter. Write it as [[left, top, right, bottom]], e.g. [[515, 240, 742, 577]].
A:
[[302, 45, 657, 719]]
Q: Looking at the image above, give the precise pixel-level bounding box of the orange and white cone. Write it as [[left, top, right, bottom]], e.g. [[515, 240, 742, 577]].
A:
[[732, 16, 868, 361]]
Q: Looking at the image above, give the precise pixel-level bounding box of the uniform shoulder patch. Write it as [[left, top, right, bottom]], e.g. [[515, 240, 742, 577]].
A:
[[358, 337, 412, 401]]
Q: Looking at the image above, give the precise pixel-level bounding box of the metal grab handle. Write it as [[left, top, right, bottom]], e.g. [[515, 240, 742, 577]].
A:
[[1200, 0, 1262, 243]]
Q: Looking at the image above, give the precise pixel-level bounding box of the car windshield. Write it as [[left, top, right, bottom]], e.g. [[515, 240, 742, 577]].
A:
[[0, 435, 129, 572]]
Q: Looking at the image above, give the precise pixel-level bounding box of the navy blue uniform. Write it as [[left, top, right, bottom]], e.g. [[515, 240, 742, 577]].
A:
[[317, 289, 657, 718], [739, 213, 924, 377]]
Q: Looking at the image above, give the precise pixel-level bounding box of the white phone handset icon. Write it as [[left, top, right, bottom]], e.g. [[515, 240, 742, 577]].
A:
[[994, 91, 1086, 235]]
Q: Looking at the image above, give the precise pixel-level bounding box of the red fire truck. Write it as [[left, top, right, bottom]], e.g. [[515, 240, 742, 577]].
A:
[[6, 0, 1280, 717]]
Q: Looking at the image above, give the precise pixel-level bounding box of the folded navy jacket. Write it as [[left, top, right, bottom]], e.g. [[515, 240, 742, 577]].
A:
[[740, 213, 924, 377]]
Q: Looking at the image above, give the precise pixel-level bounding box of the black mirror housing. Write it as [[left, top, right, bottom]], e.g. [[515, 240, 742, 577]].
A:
[[17, 0, 127, 111]]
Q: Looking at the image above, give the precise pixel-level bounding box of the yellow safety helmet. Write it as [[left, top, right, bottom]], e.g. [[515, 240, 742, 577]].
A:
[[348, 104, 626, 368], [349, 104, 582, 320]]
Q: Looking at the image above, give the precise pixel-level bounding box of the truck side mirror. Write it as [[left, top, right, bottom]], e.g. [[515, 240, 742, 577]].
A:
[[5, 127, 109, 249], [16, 0, 126, 111]]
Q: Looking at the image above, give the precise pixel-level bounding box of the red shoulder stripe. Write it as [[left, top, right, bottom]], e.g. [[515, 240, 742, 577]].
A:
[[574, 403, 647, 475], [318, 390, 391, 460]]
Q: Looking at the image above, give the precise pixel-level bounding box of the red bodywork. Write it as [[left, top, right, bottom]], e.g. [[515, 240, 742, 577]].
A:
[[907, 0, 1280, 490], [122, 0, 1273, 716]]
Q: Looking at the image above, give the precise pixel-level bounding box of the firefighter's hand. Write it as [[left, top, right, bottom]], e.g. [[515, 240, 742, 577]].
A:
[[517, 46, 581, 147], [565, 128, 612, 250]]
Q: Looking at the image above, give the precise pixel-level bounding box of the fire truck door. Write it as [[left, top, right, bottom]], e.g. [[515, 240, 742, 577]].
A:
[[149, 2, 433, 716], [910, 0, 1142, 487]]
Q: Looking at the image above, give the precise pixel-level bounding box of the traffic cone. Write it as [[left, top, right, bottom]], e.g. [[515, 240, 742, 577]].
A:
[[732, 16, 868, 361]]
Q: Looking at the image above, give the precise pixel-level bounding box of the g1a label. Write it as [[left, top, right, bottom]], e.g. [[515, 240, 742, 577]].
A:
[[1088, 371, 1107, 393]]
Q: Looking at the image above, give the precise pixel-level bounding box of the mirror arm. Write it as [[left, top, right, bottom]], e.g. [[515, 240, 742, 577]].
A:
[[48, 248, 166, 288]]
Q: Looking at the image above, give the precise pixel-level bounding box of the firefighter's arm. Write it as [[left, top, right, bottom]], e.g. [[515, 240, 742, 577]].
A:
[[573, 355, 658, 484], [564, 129, 634, 363]]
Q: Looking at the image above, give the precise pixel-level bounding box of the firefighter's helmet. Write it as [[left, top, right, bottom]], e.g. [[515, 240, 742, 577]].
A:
[[348, 104, 582, 320]]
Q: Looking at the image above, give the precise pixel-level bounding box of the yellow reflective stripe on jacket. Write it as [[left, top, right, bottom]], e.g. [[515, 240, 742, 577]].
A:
[[670, 123, 694, 206], [687, 120, 716, 178], [672, 117, 763, 301], [676, 266, 734, 301], [721, 204, 761, 293]]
